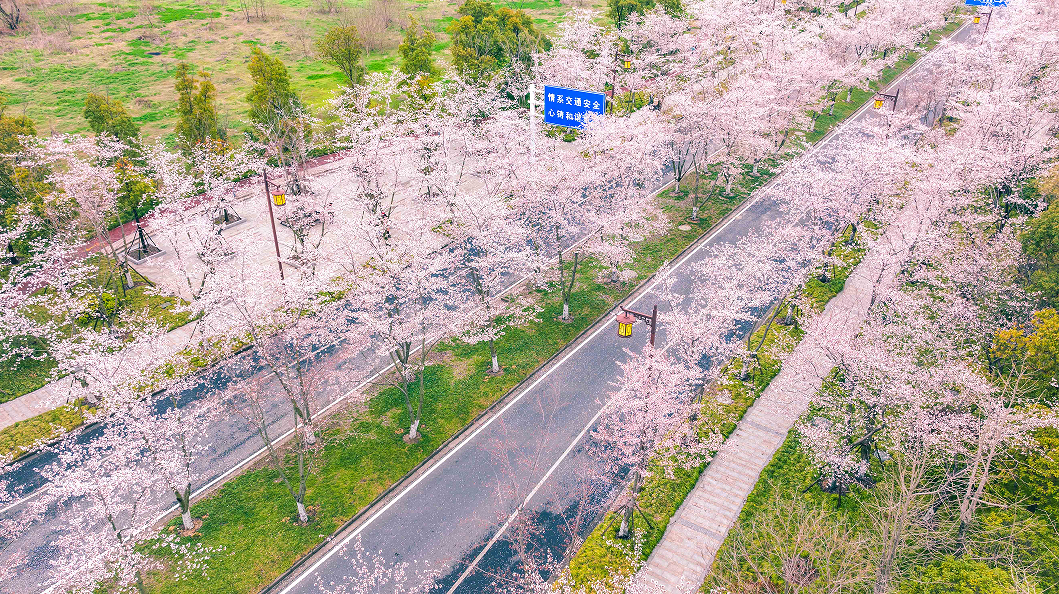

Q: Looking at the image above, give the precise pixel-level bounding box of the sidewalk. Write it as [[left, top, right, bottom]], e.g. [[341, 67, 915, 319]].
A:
[[0, 154, 354, 433], [0, 323, 200, 432], [638, 194, 938, 591]]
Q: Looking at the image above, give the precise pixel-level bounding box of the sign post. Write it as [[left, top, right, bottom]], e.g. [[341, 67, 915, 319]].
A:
[[529, 84, 538, 163], [543, 85, 608, 129]]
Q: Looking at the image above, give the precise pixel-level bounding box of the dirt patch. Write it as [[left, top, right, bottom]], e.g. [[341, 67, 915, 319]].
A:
[[426, 350, 454, 366], [448, 354, 474, 380]]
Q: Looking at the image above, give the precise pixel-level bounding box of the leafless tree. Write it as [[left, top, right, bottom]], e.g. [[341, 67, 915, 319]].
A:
[[864, 443, 941, 594], [0, 0, 22, 31], [712, 489, 874, 594], [314, 0, 342, 15], [350, 0, 400, 52]]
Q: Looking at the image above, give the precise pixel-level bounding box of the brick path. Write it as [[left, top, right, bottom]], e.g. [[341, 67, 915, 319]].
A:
[[638, 193, 939, 592]]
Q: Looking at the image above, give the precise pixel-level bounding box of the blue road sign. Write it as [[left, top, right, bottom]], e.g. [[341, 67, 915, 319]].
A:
[[965, 0, 1006, 6], [543, 85, 607, 129]]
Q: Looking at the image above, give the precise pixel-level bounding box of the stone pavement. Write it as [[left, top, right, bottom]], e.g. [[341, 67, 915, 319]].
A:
[[638, 190, 940, 592]]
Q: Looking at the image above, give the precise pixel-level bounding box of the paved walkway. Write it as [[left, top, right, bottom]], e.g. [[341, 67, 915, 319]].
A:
[[638, 190, 940, 592], [0, 323, 200, 431], [0, 156, 354, 432]]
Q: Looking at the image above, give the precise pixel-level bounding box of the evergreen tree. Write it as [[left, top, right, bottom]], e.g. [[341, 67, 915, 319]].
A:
[[1023, 200, 1059, 305], [315, 25, 366, 87], [0, 96, 43, 227], [246, 47, 300, 125], [447, 0, 550, 83], [174, 63, 224, 150], [608, 0, 682, 27], [399, 17, 438, 80], [83, 93, 140, 142]]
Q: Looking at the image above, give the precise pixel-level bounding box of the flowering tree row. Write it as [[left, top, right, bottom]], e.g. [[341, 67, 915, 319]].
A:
[[0, 0, 996, 591]]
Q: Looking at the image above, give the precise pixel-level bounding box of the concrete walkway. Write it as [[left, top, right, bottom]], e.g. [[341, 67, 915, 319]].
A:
[[638, 191, 940, 591], [0, 323, 200, 431]]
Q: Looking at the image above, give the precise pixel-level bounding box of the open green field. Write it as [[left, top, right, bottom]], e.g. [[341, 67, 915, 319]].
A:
[[0, 0, 597, 141]]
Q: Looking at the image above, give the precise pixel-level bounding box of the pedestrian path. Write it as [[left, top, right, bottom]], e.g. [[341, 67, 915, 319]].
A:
[[638, 194, 938, 592], [0, 155, 352, 433], [0, 323, 199, 432]]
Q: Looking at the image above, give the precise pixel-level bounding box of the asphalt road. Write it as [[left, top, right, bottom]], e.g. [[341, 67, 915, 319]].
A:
[[271, 20, 974, 594], [0, 19, 972, 594]]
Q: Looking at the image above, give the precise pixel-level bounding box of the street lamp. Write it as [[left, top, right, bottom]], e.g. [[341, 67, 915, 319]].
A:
[[616, 311, 635, 338], [262, 168, 285, 281], [872, 88, 900, 111], [615, 305, 658, 346], [974, 9, 991, 31]]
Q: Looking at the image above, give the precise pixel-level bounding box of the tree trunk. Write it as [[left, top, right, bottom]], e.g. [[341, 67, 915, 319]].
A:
[[489, 338, 499, 374], [176, 484, 194, 530], [296, 501, 309, 524], [617, 504, 634, 539], [691, 205, 700, 221]]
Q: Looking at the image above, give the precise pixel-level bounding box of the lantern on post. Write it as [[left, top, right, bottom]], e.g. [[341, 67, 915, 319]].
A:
[[621, 54, 632, 70], [614, 305, 658, 346], [974, 10, 991, 31], [262, 169, 285, 281], [616, 311, 635, 338], [872, 88, 900, 111]]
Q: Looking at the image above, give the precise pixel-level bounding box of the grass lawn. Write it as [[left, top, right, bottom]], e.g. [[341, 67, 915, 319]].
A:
[[0, 0, 601, 141], [0, 403, 88, 462]]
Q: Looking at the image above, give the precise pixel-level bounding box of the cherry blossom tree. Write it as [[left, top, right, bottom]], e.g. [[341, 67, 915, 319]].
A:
[[592, 344, 717, 539], [346, 208, 459, 442], [21, 419, 218, 594], [201, 246, 363, 522], [46, 321, 213, 531], [315, 537, 438, 594]]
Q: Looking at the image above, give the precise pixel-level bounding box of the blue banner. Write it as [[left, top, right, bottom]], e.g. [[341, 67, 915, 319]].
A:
[[543, 85, 607, 129], [965, 0, 1006, 6]]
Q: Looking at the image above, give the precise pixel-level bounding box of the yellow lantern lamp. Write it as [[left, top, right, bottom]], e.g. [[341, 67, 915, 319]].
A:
[[616, 311, 635, 338], [973, 14, 981, 23], [623, 59, 632, 70], [873, 96, 884, 109], [271, 191, 286, 207]]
